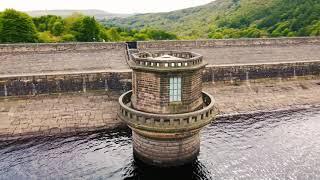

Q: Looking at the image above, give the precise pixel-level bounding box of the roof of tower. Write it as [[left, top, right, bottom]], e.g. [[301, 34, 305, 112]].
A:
[[151, 54, 183, 61]]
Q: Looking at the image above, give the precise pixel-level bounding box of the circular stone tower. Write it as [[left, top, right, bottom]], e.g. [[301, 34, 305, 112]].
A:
[[118, 50, 217, 167]]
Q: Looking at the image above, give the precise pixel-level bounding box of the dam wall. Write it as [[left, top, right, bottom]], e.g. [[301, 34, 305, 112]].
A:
[[0, 71, 132, 97], [0, 92, 124, 140], [203, 61, 320, 83], [0, 42, 127, 53], [137, 37, 320, 49], [0, 61, 319, 97], [137, 37, 320, 84], [1, 37, 320, 141]]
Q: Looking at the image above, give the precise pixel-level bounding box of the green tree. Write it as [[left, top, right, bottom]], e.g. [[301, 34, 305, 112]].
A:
[[61, 34, 76, 42], [0, 13, 3, 42], [72, 16, 100, 42], [38, 31, 60, 43], [38, 23, 47, 31], [0, 9, 37, 43], [51, 21, 64, 36], [33, 15, 62, 33], [141, 28, 177, 40], [133, 33, 149, 41], [107, 28, 121, 41], [307, 21, 320, 36]]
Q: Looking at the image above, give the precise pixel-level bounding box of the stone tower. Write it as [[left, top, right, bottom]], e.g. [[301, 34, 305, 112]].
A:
[[118, 50, 216, 167]]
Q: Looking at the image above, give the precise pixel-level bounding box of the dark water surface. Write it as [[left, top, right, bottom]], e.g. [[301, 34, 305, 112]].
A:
[[1, 108, 320, 180]]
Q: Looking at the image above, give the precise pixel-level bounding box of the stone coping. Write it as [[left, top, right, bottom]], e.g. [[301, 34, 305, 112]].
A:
[[0, 42, 127, 53], [118, 90, 217, 133], [206, 60, 320, 67], [137, 37, 320, 49], [0, 69, 132, 79]]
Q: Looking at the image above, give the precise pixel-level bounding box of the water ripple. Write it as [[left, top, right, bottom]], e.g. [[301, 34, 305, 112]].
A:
[[0, 108, 320, 179]]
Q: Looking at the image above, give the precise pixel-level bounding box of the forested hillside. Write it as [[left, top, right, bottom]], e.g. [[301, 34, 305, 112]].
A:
[[0, 9, 177, 43], [1, 0, 320, 43], [26, 9, 130, 20], [103, 0, 237, 39], [105, 0, 320, 39]]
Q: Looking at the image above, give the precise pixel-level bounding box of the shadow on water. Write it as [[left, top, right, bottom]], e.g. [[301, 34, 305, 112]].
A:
[[122, 158, 212, 180]]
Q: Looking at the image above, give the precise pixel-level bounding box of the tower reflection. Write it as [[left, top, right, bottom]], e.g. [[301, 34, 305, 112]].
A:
[[122, 157, 212, 180]]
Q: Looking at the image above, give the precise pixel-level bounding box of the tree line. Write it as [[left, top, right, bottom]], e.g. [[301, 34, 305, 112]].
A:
[[1, 0, 320, 44], [0, 9, 177, 43], [208, 0, 320, 39]]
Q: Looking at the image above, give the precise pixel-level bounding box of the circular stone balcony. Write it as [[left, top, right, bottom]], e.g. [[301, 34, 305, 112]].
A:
[[118, 90, 217, 134], [129, 51, 206, 72]]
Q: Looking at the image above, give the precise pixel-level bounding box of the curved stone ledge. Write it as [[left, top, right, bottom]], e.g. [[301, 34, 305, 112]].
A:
[[130, 50, 206, 72], [118, 90, 217, 133]]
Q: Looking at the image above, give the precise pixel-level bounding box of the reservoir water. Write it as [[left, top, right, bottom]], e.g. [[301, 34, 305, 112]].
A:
[[1, 108, 320, 180]]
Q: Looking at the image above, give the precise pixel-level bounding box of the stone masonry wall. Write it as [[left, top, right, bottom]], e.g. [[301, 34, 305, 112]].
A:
[[0, 42, 127, 53], [202, 61, 320, 83], [0, 71, 132, 97], [132, 69, 203, 114], [159, 70, 203, 114], [0, 92, 125, 140], [137, 37, 320, 50], [132, 70, 161, 113], [132, 131, 200, 166], [0, 60, 319, 97]]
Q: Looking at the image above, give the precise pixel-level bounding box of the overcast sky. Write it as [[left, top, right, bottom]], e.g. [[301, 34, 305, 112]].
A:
[[0, 0, 214, 14]]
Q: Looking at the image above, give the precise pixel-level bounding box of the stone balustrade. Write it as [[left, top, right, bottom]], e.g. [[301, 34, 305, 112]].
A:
[[118, 90, 217, 133], [130, 51, 204, 70]]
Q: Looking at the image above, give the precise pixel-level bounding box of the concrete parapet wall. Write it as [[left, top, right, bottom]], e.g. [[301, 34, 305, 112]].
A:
[[137, 37, 320, 50], [0, 42, 127, 53]]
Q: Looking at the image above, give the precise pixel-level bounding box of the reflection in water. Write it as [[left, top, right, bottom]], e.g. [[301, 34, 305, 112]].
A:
[[0, 108, 320, 179], [122, 158, 211, 180]]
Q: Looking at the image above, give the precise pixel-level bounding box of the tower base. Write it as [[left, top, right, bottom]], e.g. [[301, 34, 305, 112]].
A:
[[132, 130, 200, 167]]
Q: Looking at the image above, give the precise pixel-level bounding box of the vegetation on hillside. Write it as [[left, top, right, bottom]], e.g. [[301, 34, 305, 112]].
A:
[[209, 0, 320, 38], [26, 9, 130, 20], [0, 9, 177, 43], [105, 0, 320, 39], [103, 0, 236, 39], [1, 0, 320, 43]]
